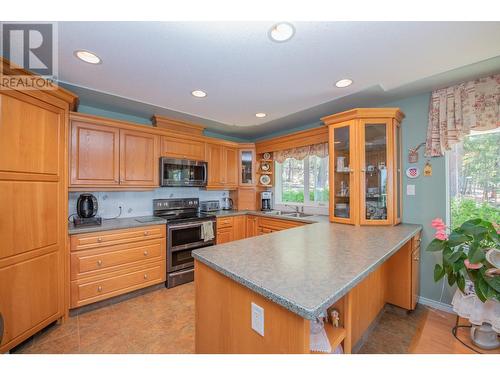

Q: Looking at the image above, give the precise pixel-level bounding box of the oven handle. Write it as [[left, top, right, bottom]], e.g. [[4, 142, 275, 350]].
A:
[[169, 221, 214, 230]]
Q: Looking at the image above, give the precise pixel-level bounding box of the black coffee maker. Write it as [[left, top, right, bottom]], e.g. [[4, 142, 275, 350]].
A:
[[74, 193, 102, 227]]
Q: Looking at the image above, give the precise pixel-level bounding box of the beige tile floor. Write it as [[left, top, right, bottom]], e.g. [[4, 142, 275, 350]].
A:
[[11, 283, 449, 354], [14, 283, 195, 354]]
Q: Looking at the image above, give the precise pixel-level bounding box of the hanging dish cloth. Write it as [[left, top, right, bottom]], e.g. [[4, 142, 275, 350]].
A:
[[309, 319, 332, 353], [200, 221, 215, 242]]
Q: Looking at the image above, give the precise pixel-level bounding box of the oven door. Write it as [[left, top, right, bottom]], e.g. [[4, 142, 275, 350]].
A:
[[160, 158, 207, 187], [167, 221, 214, 272]]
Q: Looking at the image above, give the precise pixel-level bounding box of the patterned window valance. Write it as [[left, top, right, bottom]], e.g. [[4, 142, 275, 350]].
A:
[[425, 74, 500, 157], [274, 143, 328, 163]]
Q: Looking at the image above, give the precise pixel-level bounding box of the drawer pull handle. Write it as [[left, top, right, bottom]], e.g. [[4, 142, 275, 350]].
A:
[[97, 286, 103, 292], [144, 274, 148, 280], [97, 237, 103, 243], [144, 231, 149, 236], [144, 250, 149, 256], [97, 260, 103, 266]]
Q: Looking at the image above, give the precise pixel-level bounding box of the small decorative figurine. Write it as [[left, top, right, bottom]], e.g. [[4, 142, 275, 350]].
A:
[[330, 309, 340, 328]]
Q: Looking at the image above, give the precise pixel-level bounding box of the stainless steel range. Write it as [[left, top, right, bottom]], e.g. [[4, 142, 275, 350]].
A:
[[153, 198, 216, 288]]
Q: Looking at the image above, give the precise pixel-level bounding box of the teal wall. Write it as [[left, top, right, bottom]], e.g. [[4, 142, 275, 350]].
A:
[[383, 93, 454, 305], [78, 105, 152, 125], [78, 93, 454, 306]]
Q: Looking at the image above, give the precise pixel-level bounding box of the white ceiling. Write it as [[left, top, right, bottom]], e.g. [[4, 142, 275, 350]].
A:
[[58, 21, 500, 134]]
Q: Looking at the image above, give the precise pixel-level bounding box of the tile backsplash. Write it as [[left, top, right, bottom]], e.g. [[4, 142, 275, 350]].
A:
[[68, 188, 229, 219]]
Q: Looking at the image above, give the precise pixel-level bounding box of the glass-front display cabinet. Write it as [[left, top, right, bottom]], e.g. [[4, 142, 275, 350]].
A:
[[323, 108, 404, 226], [239, 148, 256, 185]]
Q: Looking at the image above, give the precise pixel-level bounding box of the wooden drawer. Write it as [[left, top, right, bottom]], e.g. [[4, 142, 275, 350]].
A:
[[70, 261, 164, 308], [217, 217, 234, 229], [216, 227, 234, 244], [70, 239, 164, 280], [258, 217, 305, 231], [70, 225, 165, 251]]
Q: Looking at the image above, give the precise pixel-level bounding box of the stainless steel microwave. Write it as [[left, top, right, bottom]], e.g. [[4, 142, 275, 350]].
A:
[[159, 157, 207, 187]]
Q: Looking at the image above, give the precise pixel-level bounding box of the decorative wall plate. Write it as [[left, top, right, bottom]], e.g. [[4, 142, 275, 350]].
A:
[[406, 166, 420, 179], [262, 152, 271, 160], [259, 175, 271, 185], [261, 162, 271, 171]]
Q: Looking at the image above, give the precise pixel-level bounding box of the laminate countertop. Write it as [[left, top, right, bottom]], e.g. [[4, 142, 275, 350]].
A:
[[192, 222, 422, 320], [210, 210, 331, 224], [68, 216, 167, 235]]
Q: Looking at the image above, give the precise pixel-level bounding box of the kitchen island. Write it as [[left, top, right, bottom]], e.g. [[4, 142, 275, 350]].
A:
[[192, 222, 422, 354]]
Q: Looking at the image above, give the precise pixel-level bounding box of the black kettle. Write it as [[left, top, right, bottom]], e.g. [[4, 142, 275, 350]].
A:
[[77, 194, 98, 218]]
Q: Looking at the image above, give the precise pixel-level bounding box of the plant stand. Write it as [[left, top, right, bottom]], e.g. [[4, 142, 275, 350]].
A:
[[452, 284, 500, 350]]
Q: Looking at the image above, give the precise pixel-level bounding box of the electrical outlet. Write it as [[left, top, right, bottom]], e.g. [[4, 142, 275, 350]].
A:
[[251, 302, 264, 336]]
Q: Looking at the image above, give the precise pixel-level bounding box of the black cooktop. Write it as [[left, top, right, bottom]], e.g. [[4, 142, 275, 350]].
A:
[[153, 210, 215, 224]]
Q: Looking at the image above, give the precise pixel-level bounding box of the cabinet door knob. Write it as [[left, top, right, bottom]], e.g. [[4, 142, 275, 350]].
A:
[[97, 286, 103, 292], [414, 256, 420, 261], [97, 237, 103, 242], [143, 231, 149, 236], [143, 250, 149, 256], [144, 274, 148, 280], [97, 260, 103, 266]]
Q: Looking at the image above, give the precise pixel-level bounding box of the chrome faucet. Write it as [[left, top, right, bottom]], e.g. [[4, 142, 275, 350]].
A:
[[284, 204, 303, 213]]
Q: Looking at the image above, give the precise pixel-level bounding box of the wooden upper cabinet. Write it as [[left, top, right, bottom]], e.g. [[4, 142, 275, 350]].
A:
[[224, 147, 238, 187], [161, 136, 205, 161], [206, 143, 224, 188], [0, 92, 62, 175], [206, 144, 238, 190], [119, 129, 159, 187], [322, 108, 404, 226], [70, 114, 160, 189], [70, 121, 120, 186]]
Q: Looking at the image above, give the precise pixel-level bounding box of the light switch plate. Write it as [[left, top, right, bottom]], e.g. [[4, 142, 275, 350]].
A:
[[406, 184, 416, 196], [251, 302, 264, 336]]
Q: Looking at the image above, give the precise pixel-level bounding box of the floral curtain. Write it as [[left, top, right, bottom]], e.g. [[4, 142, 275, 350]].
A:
[[425, 74, 500, 157], [273, 143, 328, 163]]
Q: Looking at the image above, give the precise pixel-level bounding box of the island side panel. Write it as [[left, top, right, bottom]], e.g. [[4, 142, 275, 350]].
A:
[[195, 260, 310, 354], [348, 261, 388, 347]]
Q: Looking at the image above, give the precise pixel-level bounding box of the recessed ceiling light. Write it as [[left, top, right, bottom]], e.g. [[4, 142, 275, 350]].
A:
[[335, 79, 353, 88], [191, 90, 207, 98], [269, 22, 295, 42], [74, 50, 101, 64], [255, 113, 267, 118]]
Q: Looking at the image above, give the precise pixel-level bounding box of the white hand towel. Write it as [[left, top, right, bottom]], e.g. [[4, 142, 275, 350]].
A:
[[201, 221, 214, 242], [309, 321, 332, 353]]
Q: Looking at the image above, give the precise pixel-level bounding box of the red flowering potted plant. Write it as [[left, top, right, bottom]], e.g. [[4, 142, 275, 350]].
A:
[[427, 218, 499, 301], [427, 218, 500, 349]]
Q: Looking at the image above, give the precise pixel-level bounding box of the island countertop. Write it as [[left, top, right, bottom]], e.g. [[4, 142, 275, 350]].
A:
[[192, 222, 422, 320]]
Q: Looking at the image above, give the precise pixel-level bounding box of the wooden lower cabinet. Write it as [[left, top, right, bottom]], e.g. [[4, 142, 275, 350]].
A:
[[216, 216, 246, 244], [216, 227, 234, 245], [217, 214, 308, 243], [0, 251, 62, 352], [69, 225, 166, 308], [385, 231, 422, 310], [257, 216, 306, 234], [246, 215, 259, 237]]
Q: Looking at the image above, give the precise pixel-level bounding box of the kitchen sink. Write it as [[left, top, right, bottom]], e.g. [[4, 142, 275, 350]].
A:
[[281, 212, 313, 218]]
